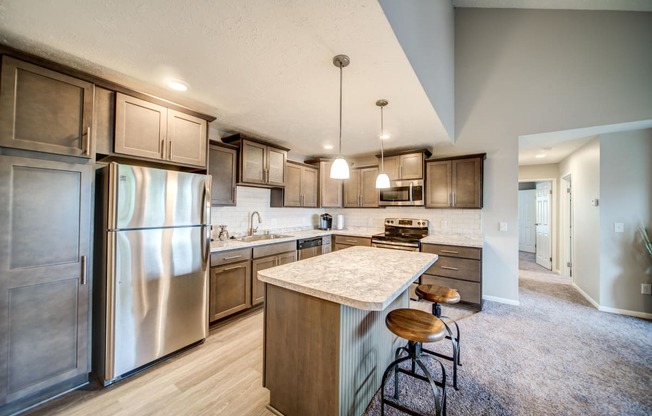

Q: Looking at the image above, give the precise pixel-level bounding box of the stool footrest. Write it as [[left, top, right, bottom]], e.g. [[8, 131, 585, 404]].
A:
[[396, 367, 446, 389]]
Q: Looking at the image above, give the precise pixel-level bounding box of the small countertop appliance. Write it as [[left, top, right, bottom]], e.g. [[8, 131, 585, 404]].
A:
[[319, 213, 333, 230]]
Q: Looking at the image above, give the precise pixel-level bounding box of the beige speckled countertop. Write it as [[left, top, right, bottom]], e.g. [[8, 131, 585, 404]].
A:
[[210, 227, 383, 252], [421, 234, 484, 248], [257, 246, 438, 311]]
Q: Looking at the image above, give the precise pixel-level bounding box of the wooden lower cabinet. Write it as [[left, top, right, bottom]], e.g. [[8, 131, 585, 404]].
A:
[[209, 261, 252, 321], [252, 250, 296, 306], [421, 243, 483, 310], [332, 235, 371, 251]]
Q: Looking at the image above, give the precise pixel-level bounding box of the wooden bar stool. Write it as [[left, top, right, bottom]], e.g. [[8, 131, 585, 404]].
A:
[[415, 284, 462, 390], [380, 308, 448, 416]]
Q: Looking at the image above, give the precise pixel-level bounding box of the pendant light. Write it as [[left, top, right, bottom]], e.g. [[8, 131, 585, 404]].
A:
[[330, 55, 350, 179], [375, 99, 390, 189]]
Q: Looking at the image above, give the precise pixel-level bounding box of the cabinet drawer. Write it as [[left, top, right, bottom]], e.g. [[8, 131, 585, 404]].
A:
[[253, 241, 296, 258], [425, 257, 480, 282], [421, 275, 481, 305], [211, 248, 252, 266], [333, 235, 371, 246], [421, 244, 481, 260]]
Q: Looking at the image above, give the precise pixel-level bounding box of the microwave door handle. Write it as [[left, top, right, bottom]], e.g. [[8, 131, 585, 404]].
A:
[[409, 183, 414, 202]]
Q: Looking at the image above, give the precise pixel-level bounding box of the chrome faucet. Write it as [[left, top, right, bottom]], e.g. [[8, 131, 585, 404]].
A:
[[249, 211, 262, 235]]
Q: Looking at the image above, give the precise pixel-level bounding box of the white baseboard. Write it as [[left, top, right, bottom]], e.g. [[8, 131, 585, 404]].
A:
[[598, 305, 652, 320], [572, 283, 652, 320], [482, 295, 520, 306], [572, 283, 600, 309]]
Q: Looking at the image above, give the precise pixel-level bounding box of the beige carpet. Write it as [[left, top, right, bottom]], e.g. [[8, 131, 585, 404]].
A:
[[364, 272, 652, 415]]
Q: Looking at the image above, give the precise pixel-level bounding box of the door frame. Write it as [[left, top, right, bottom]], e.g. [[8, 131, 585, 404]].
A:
[[561, 173, 573, 278], [518, 177, 558, 273]]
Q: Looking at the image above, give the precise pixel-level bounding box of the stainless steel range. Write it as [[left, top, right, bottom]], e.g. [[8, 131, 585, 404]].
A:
[[371, 218, 429, 251]]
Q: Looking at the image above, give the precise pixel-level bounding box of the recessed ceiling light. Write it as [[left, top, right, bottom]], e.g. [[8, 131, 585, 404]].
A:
[[535, 154, 546, 158], [379, 133, 390, 140], [323, 144, 334, 150], [168, 80, 189, 92]]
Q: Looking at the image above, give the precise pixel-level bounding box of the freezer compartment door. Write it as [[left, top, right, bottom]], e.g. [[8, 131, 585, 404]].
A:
[[112, 163, 210, 229], [108, 227, 208, 380]]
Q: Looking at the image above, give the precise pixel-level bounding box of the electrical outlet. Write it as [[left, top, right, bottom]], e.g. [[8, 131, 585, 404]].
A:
[[614, 222, 624, 233], [642, 284, 652, 295], [499, 222, 508, 232]]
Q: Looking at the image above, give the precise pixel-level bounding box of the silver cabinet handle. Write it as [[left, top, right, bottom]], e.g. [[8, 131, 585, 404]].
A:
[[399, 165, 403, 179], [448, 193, 451, 206], [441, 250, 459, 254], [83, 127, 91, 156], [224, 255, 243, 260], [441, 265, 459, 271], [223, 264, 245, 271], [160, 139, 165, 158], [345, 239, 357, 243], [231, 187, 236, 202], [80, 255, 87, 285], [168, 141, 172, 160], [452, 193, 456, 207]]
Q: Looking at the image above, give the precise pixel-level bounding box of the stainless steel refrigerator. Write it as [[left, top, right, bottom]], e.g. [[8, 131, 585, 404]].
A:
[[93, 162, 211, 385]]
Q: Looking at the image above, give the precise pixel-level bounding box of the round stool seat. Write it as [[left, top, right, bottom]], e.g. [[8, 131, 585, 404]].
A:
[[416, 284, 460, 305], [386, 309, 446, 344]]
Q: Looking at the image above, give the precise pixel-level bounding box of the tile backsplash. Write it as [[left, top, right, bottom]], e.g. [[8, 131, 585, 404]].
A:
[[211, 186, 482, 238]]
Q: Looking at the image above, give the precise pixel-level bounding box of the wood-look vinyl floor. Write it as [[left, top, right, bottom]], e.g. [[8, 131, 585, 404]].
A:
[[25, 310, 275, 416]]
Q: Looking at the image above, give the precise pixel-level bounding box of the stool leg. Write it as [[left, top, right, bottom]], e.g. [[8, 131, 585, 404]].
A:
[[441, 315, 462, 366], [432, 302, 442, 318], [380, 355, 412, 414], [419, 353, 448, 416]]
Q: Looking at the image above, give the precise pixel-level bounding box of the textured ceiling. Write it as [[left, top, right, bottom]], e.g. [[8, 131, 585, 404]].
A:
[[0, 0, 450, 158]]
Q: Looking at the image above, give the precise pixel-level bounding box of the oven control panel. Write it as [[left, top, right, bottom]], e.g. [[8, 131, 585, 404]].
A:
[[384, 218, 429, 228]]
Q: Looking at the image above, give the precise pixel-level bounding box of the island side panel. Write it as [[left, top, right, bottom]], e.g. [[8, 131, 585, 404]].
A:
[[264, 284, 340, 416], [338, 290, 408, 416]]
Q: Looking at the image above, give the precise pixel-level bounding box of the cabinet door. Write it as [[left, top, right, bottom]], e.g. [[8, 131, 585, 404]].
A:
[[382, 156, 400, 181], [167, 109, 207, 167], [267, 147, 287, 186], [301, 166, 318, 207], [425, 161, 452, 208], [0, 57, 93, 158], [343, 169, 361, 207], [252, 256, 277, 306], [452, 158, 482, 208], [0, 155, 92, 405], [209, 145, 237, 206], [114, 93, 166, 160], [277, 251, 297, 265], [284, 163, 302, 207], [241, 140, 266, 184], [400, 153, 423, 179], [360, 167, 379, 207], [209, 261, 251, 322], [319, 161, 342, 208]]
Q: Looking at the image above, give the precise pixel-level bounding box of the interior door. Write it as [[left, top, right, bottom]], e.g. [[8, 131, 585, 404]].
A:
[[518, 189, 536, 253], [0, 155, 92, 405], [535, 181, 552, 270]]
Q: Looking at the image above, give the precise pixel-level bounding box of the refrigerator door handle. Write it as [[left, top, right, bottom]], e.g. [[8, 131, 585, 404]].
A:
[[201, 225, 210, 271]]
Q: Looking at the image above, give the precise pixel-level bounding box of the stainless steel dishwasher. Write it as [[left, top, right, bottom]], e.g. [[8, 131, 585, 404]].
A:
[[297, 237, 323, 260]]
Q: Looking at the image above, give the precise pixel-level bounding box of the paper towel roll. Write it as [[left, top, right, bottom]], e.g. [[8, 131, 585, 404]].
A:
[[336, 214, 344, 230]]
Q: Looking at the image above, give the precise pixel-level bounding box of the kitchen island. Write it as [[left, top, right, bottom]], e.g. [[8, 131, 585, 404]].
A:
[[258, 246, 438, 416]]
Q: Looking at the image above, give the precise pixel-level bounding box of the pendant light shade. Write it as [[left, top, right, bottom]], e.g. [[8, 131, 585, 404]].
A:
[[375, 99, 390, 189], [330, 55, 350, 180]]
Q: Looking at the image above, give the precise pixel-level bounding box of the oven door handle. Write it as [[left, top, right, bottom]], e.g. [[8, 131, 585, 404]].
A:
[[372, 242, 419, 251]]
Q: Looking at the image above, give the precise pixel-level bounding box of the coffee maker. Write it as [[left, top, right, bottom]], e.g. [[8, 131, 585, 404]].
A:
[[319, 213, 333, 230]]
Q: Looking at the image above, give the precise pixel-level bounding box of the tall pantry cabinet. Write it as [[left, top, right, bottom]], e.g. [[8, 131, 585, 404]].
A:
[[0, 55, 94, 415]]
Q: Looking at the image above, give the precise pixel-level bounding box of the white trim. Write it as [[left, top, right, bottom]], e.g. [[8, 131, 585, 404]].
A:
[[571, 283, 652, 319], [483, 295, 520, 306], [572, 283, 600, 309]]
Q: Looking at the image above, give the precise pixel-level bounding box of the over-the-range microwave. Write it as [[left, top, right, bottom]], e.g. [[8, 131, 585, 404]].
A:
[[379, 179, 424, 206]]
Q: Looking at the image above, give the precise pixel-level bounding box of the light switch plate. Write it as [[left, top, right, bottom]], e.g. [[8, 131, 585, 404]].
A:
[[499, 222, 508, 232], [642, 284, 652, 295], [614, 222, 624, 233]]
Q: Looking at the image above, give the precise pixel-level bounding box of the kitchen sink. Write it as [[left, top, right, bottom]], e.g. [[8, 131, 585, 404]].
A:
[[235, 234, 293, 242]]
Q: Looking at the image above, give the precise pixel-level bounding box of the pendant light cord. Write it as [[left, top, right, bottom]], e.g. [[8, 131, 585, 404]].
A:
[[380, 105, 384, 172], [339, 64, 343, 158]]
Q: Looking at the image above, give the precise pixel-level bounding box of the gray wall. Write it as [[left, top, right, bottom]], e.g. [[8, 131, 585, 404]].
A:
[[600, 129, 652, 314], [559, 138, 602, 302], [452, 9, 652, 304], [379, 0, 455, 140]]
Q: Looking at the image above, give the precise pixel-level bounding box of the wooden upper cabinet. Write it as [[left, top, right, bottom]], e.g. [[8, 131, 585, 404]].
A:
[[343, 167, 379, 208], [168, 109, 207, 167], [378, 151, 427, 180], [209, 144, 237, 206], [307, 159, 342, 208], [114, 92, 207, 168], [0, 56, 94, 158], [275, 162, 317, 207], [426, 154, 485, 209], [234, 138, 287, 187]]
